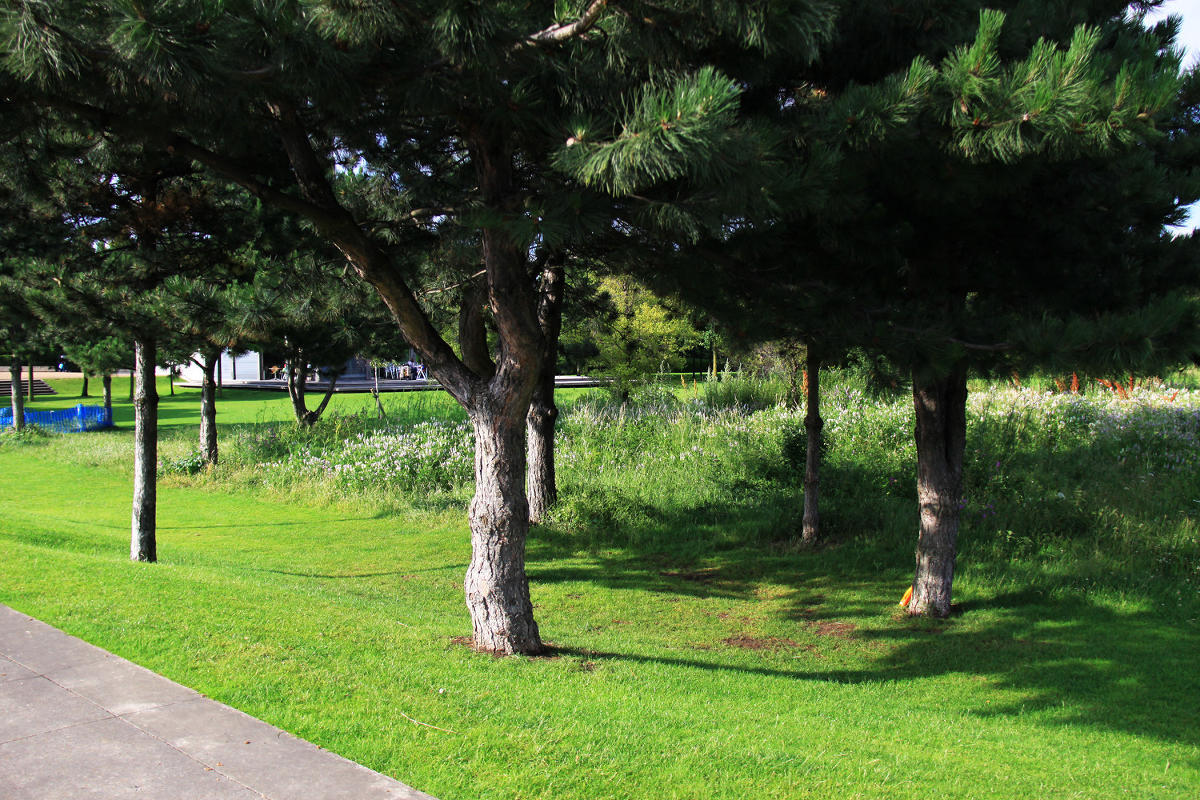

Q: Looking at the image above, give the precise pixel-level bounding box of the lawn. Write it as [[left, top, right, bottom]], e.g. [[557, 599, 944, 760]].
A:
[[1, 375, 1197, 799]]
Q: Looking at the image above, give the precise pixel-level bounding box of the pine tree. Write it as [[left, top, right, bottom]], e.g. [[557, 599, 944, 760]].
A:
[[1, 0, 840, 653], [736, 4, 1198, 613], [842, 7, 1200, 617], [14, 130, 270, 562]]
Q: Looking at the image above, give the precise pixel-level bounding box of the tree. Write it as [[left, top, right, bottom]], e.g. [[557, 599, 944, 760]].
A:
[[159, 276, 247, 463], [238, 252, 401, 428], [14, 132, 267, 562], [64, 335, 129, 413], [1, 1, 839, 653], [720, 4, 1199, 611], [832, 6, 1200, 617], [0, 272, 36, 430], [581, 274, 702, 396], [561, 2, 1200, 616]]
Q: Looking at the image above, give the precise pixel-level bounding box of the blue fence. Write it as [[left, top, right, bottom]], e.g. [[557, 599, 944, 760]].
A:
[[1, 404, 114, 433]]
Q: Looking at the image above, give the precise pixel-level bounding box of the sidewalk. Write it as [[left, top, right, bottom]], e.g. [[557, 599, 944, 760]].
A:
[[0, 605, 435, 800]]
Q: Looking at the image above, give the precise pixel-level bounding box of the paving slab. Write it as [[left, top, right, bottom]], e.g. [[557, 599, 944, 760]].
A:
[[45, 655, 201, 716], [0, 716, 262, 800], [0, 675, 112, 743], [0, 654, 37, 683], [0, 605, 436, 800], [127, 700, 417, 799], [0, 618, 114, 674]]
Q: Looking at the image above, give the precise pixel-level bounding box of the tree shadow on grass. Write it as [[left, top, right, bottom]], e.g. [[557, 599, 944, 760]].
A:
[[249, 563, 464, 579], [525, 450, 1200, 750], [158, 517, 380, 531], [544, 589, 1200, 751]]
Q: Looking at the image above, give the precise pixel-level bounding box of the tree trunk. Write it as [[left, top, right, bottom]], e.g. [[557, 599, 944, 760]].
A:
[[286, 356, 310, 425], [9, 359, 25, 431], [908, 364, 968, 617], [256, 109, 544, 655], [130, 337, 158, 563], [526, 378, 558, 523], [80, 374, 89, 398], [800, 347, 823, 546], [288, 359, 338, 427], [199, 349, 219, 465], [27, 363, 34, 402], [465, 395, 542, 655], [129, 356, 136, 402], [102, 374, 113, 412], [372, 369, 388, 421], [303, 371, 339, 425], [527, 262, 564, 523]]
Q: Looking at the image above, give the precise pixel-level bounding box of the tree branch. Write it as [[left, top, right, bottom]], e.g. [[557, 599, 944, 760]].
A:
[[458, 278, 496, 379], [891, 324, 1012, 351], [420, 269, 486, 297], [264, 100, 343, 211], [527, 0, 611, 44]]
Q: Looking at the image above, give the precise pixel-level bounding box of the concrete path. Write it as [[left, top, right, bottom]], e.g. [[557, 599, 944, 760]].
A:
[[0, 605, 435, 800]]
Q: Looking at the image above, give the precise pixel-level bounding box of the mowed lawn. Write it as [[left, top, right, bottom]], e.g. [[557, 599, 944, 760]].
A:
[[1, 378, 1197, 799]]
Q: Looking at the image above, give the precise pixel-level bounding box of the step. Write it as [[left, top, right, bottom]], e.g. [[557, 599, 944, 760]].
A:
[[0, 380, 57, 396]]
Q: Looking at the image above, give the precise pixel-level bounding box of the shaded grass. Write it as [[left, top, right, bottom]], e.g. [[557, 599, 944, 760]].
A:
[[1, 375, 1197, 798]]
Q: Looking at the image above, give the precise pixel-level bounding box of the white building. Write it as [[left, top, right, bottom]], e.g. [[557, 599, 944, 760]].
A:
[[177, 350, 263, 383]]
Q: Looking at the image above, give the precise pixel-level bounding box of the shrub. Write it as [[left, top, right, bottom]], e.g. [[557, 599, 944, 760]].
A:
[[160, 451, 205, 476], [0, 425, 53, 448]]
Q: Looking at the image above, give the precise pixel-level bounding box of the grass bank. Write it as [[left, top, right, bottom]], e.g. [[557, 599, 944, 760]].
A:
[[1, 374, 1197, 799]]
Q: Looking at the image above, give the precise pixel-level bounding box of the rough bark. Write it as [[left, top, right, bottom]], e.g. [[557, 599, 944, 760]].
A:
[[26, 364, 34, 403], [9, 359, 25, 430], [102, 374, 112, 412], [800, 347, 823, 546], [527, 262, 564, 523], [130, 337, 158, 563], [454, 133, 545, 654], [908, 364, 968, 617], [526, 381, 558, 523], [465, 395, 542, 655], [199, 349, 219, 464], [80, 374, 89, 398]]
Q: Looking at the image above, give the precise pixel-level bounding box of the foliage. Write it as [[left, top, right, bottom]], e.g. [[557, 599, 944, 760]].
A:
[[62, 336, 130, 378], [696, 371, 785, 411], [0, 423, 50, 448], [580, 275, 701, 395], [159, 450, 205, 476], [253, 420, 474, 495]]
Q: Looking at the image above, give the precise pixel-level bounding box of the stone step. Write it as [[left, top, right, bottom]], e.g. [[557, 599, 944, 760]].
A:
[[0, 380, 57, 396]]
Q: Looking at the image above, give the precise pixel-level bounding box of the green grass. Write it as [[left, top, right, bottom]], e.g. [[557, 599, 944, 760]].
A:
[[1, 376, 1197, 799]]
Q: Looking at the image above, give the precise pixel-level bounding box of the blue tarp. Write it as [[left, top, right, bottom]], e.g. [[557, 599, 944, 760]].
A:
[[0, 404, 114, 433]]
